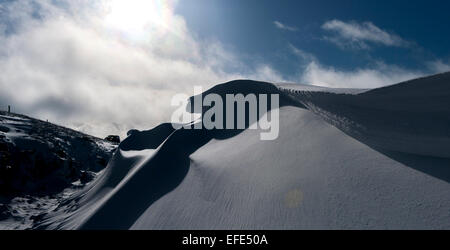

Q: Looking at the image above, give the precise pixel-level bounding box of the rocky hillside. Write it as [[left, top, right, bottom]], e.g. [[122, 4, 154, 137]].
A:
[[0, 111, 116, 198]]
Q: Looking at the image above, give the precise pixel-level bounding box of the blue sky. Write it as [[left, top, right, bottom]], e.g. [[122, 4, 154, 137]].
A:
[[175, 0, 450, 77], [0, 0, 449, 137]]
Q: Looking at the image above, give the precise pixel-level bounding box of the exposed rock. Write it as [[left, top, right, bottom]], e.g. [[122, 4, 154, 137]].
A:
[[105, 135, 120, 144]]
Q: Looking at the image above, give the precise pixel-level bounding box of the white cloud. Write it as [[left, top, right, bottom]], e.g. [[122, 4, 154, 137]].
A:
[[427, 60, 450, 73], [287, 44, 442, 89], [301, 61, 424, 88], [322, 20, 410, 49], [288, 44, 317, 62], [0, 0, 285, 138], [274, 21, 298, 31]]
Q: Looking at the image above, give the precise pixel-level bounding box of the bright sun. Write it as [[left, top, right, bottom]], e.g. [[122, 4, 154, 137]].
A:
[[104, 0, 170, 36]]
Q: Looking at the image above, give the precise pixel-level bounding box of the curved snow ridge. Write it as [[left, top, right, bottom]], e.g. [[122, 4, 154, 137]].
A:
[[119, 123, 176, 151], [37, 76, 450, 229], [32, 79, 291, 229], [50, 127, 225, 229], [78, 80, 301, 229]]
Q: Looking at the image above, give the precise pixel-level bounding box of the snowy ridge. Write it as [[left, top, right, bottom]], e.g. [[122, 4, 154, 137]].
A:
[[33, 73, 450, 229]]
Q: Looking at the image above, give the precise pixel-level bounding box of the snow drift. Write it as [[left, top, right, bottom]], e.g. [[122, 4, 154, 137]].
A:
[[35, 73, 450, 229]]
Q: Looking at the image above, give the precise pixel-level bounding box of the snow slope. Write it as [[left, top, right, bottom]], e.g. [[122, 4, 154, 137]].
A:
[[35, 73, 450, 229], [0, 112, 116, 229]]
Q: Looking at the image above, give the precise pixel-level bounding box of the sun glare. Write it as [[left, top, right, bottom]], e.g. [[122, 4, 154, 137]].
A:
[[104, 0, 171, 38]]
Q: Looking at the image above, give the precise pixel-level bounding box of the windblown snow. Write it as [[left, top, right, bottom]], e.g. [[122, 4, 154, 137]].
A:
[[4, 73, 450, 229]]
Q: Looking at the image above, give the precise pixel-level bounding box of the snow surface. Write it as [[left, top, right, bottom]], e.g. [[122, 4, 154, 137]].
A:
[[16, 73, 450, 229]]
